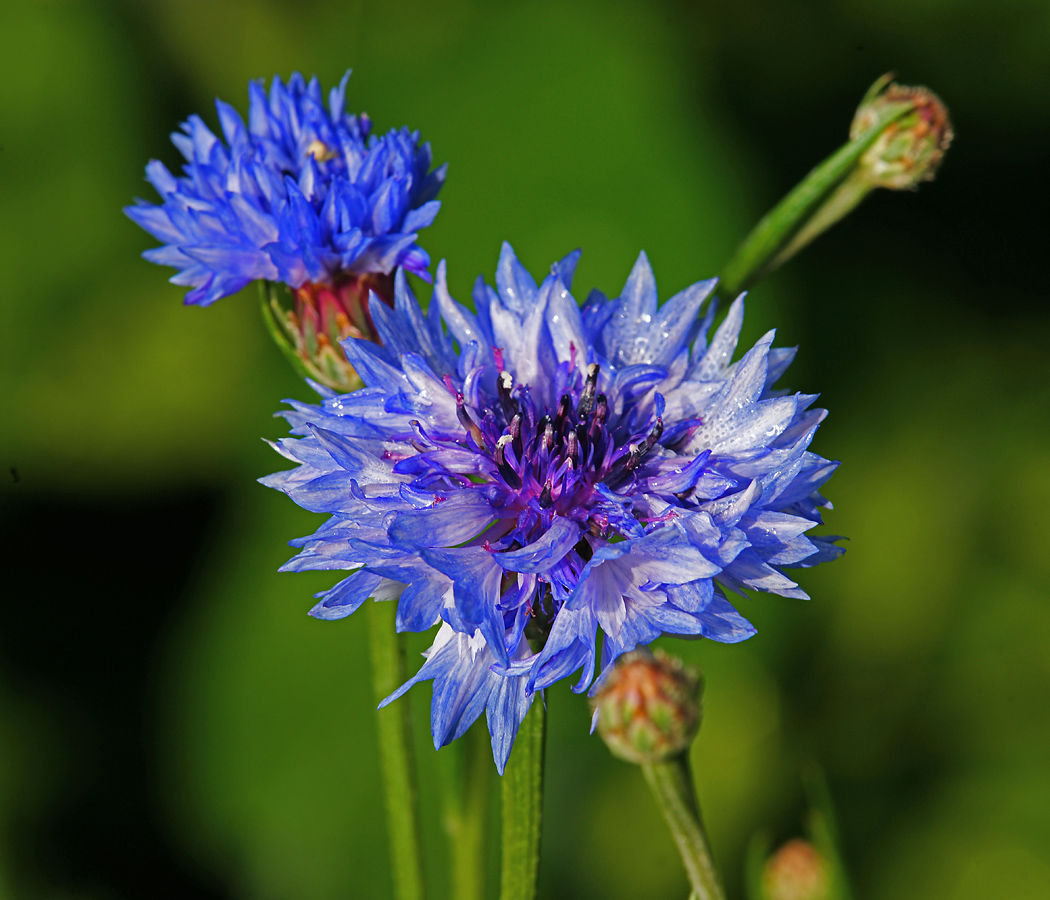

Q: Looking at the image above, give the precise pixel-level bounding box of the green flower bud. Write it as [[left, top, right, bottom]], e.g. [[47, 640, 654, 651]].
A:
[[851, 75, 954, 190], [762, 839, 830, 900], [592, 649, 702, 765], [720, 73, 953, 295], [261, 272, 394, 392]]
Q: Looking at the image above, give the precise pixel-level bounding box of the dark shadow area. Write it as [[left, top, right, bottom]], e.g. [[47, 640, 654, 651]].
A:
[[0, 490, 233, 900], [675, 0, 1049, 384], [668, 0, 1050, 890]]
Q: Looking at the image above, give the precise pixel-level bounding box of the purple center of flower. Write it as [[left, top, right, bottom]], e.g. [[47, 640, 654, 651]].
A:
[[442, 358, 668, 546]]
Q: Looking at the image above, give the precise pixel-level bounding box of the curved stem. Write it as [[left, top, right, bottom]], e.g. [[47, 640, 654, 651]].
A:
[[499, 699, 546, 900], [642, 755, 725, 900], [369, 600, 426, 900], [719, 101, 913, 297]]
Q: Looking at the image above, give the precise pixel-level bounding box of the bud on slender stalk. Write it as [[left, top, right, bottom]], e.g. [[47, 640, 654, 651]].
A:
[[260, 272, 394, 392], [592, 649, 702, 765], [719, 73, 953, 296], [761, 839, 830, 900], [593, 651, 725, 900]]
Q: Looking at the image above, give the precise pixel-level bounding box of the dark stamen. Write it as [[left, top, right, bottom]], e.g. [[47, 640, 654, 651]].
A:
[[565, 429, 578, 461], [495, 435, 522, 489], [456, 399, 486, 448], [623, 442, 642, 473], [601, 416, 664, 483], [553, 393, 573, 436], [538, 480, 554, 508], [637, 416, 664, 455], [508, 413, 523, 458], [541, 421, 555, 452], [495, 434, 509, 466], [577, 363, 600, 419], [498, 370, 518, 419], [575, 422, 589, 455], [588, 396, 609, 445], [592, 393, 609, 425]]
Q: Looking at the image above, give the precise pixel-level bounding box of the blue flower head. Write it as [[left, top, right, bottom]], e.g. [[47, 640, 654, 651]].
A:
[[125, 71, 446, 306], [261, 245, 842, 773]]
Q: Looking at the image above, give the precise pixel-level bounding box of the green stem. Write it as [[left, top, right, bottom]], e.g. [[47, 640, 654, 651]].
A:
[[499, 698, 546, 900], [803, 766, 854, 900], [642, 754, 725, 900], [744, 831, 773, 900], [719, 101, 913, 297], [443, 722, 492, 900], [368, 600, 426, 900]]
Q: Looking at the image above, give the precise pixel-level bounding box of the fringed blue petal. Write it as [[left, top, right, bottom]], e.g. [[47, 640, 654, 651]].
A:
[[263, 246, 842, 769], [127, 71, 445, 304]]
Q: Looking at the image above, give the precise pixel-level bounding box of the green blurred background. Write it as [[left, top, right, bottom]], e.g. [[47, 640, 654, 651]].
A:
[[2, 0, 1048, 898]]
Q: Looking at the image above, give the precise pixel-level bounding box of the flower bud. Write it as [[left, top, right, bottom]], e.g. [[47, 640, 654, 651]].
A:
[[592, 649, 702, 765], [762, 839, 830, 900], [851, 75, 953, 190], [720, 74, 953, 295], [261, 272, 394, 392]]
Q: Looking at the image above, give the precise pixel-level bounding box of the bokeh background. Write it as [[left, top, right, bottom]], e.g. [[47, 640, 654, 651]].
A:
[[2, 1, 1049, 898]]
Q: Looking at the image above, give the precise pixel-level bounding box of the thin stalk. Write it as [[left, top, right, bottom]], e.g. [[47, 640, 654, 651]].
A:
[[744, 831, 774, 900], [642, 754, 725, 900], [499, 699, 546, 900], [443, 722, 492, 900], [368, 600, 426, 900], [719, 101, 913, 297]]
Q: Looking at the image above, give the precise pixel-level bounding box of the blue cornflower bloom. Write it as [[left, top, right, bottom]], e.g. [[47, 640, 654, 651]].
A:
[[125, 71, 445, 306], [262, 245, 842, 772]]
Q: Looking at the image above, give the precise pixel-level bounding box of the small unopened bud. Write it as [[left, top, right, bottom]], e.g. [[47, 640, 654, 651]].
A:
[[762, 839, 830, 900], [851, 75, 953, 190], [592, 649, 702, 765], [261, 272, 394, 392], [719, 73, 953, 295]]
